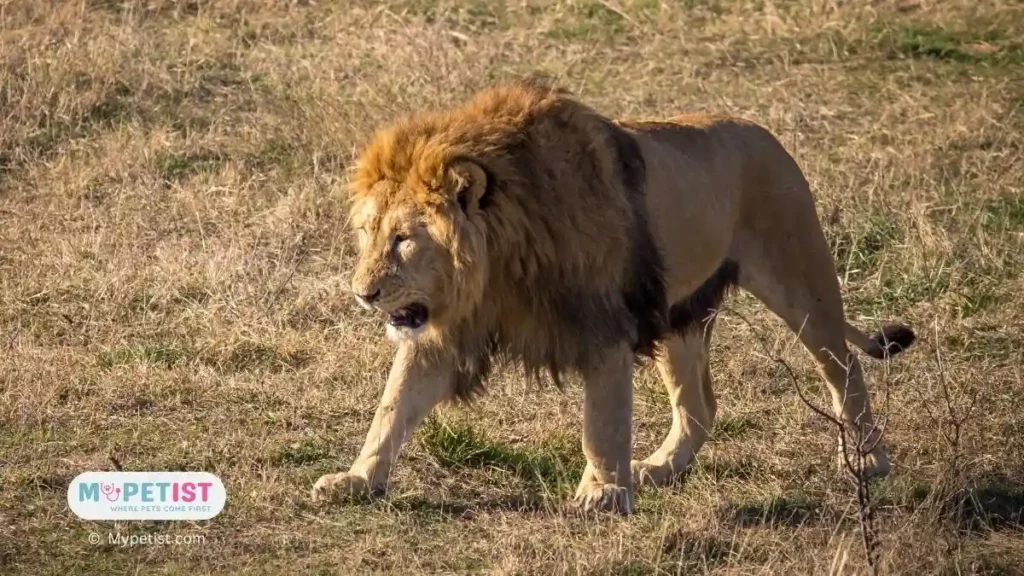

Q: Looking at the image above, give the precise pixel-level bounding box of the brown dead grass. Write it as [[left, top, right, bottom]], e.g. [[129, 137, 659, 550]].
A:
[[1, 0, 1022, 574]]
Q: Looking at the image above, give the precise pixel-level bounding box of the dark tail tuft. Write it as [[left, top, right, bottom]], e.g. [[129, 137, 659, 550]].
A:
[[871, 324, 917, 359]]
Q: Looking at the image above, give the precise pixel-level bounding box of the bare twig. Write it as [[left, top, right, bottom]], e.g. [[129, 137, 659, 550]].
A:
[[932, 324, 979, 454], [717, 305, 882, 576], [909, 321, 980, 565]]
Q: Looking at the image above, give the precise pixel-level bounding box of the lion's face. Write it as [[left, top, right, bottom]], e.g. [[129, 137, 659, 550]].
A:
[[347, 170, 490, 342], [348, 195, 449, 341]]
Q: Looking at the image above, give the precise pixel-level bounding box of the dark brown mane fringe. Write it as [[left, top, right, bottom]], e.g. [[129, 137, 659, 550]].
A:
[[668, 259, 739, 334], [446, 87, 670, 402], [612, 121, 669, 359]]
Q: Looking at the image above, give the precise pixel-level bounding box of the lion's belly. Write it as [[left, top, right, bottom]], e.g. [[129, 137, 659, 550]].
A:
[[634, 131, 742, 304]]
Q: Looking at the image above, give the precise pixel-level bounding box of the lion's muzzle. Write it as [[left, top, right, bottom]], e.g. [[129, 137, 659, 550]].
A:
[[354, 289, 380, 310]]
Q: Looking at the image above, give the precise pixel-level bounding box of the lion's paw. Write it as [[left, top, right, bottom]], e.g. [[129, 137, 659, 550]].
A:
[[631, 458, 684, 488], [311, 472, 378, 504], [574, 482, 635, 515], [837, 444, 891, 479]]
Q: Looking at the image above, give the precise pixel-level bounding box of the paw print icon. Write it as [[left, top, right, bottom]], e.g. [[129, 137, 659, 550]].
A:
[[100, 483, 121, 502]]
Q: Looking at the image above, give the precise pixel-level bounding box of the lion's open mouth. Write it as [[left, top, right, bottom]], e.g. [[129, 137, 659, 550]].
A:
[[387, 303, 428, 329]]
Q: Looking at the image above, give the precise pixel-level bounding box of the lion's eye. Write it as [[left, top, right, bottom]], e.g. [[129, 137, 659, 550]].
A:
[[391, 234, 409, 253]]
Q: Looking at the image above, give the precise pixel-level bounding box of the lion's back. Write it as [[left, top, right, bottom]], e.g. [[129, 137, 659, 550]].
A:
[[622, 112, 810, 211], [618, 113, 813, 301]]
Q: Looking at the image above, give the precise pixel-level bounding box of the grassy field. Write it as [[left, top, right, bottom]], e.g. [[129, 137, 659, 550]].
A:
[[1, 0, 1022, 574]]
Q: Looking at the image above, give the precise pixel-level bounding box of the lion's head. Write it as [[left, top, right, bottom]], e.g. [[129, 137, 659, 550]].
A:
[[347, 155, 490, 342], [345, 80, 667, 392]]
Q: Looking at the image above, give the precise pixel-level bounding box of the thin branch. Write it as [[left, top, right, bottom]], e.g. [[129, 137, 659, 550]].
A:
[[717, 305, 881, 575]]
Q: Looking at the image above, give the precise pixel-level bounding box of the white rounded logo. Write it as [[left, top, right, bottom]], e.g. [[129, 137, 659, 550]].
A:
[[67, 471, 226, 521]]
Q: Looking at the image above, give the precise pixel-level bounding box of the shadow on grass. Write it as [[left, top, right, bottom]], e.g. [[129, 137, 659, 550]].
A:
[[874, 472, 1024, 532], [374, 494, 552, 520], [300, 490, 560, 522], [661, 530, 733, 566], [722, 492, 831, 527], [959, 480, 1024, 531], [417, 415, 585, 496], [724, 473, 1024, 532]]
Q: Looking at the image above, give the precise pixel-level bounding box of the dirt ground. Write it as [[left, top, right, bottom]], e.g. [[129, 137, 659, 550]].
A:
[[1, 1, 1022, 574]]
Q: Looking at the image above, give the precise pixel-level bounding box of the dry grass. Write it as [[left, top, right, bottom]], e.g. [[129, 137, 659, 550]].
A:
[[1, 0, 1022, 574]]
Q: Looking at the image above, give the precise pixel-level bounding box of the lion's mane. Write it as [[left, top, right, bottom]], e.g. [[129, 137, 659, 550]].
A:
[[350, 80, 668, 397]]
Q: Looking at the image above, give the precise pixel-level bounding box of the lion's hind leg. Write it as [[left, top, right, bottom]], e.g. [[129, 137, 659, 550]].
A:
[[631, 322, 717, 487], [732, 221, 891, 479]]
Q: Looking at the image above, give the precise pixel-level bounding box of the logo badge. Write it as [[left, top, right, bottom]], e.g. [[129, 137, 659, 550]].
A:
[[68, 471, 226, 521]]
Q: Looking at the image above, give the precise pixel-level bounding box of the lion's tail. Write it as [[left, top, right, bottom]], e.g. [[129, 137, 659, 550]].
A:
[[844, 321, 917, 360]]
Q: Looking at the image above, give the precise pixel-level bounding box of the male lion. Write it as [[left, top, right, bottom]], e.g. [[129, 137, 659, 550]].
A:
[[312, 80, 916, 514]]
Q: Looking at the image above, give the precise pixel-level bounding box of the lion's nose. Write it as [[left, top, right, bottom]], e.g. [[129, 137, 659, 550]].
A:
[[355, 288, 381, 308]]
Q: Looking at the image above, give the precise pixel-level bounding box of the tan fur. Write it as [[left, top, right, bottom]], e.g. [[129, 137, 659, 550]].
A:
[[313, 81, 915, 513]]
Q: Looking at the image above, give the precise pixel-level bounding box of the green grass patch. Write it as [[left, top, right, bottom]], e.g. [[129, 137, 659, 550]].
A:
[[634, 489, 671, 513], [828, 216, 903, 281], [727, 492, 822, 527], [418, 416, 584, 493], [270, 440, 332, 467], [887, 25, 1024, 64], [544, 1, 631, 42], [850, 262, 953, 315], [206, 341, 312, 373], [954, 275, 1003, 318], [711, 415, 762, 441], [981, 194, 1024, 233], [874, 476, 932, 508], [156, 150, 224, 181], [944, 327, 1021, 363]]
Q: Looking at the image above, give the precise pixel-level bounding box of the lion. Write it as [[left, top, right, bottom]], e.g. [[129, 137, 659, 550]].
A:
[[311, 80, 917, 514]]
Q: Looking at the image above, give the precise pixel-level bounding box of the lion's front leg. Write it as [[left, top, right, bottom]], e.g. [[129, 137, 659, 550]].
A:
[[574, 342, 636, 514], [312, 343, 454, 504]]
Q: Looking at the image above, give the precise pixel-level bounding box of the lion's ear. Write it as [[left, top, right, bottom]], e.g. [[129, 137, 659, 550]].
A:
[[447, 158, 489, 215]]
